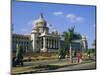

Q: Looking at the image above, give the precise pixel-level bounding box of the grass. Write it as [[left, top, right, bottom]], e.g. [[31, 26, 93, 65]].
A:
[[23, 53, 59, 62], [33, 64, 60, 70]]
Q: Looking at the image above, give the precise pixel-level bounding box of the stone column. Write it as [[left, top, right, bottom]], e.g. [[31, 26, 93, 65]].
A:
[[41, 37, 47, 52], [54, 39, 55, 49], [43, 37, 46, 48], [51, 39, 52, 48]]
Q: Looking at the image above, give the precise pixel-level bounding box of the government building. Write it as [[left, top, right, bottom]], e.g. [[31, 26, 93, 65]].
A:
[[12, 14, 60, 53], [12, 13, 88, 53]]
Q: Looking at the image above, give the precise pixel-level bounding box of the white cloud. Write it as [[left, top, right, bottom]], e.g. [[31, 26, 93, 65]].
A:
[[53, 12, 63, 16], [66, 14, 84, 23], [66, 14, 76, 19]]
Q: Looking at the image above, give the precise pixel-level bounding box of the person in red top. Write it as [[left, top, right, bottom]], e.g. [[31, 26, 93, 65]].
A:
[[77, 52, 82, 63]]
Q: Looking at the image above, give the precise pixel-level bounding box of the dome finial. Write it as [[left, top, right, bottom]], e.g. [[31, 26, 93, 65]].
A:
[[39, 13, 44, 19]]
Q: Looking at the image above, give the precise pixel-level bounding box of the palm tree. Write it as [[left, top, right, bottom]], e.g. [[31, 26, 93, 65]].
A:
[[62, 26, 75, 63], [68, 27, 75, 63]]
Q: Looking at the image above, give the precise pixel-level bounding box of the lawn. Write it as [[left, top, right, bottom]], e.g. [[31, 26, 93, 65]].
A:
[[23, 52, 59, 62]]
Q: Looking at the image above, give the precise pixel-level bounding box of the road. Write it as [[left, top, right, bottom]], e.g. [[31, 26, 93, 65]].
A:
[[40, 62, 96, 72]]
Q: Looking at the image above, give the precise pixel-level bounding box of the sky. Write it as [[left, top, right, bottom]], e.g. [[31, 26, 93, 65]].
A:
[[12, 0, 96, 48]]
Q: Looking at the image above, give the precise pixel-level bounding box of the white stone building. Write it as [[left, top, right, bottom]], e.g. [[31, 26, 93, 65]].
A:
[[31, 13, 60, 52], [12, 13, 60, 53]]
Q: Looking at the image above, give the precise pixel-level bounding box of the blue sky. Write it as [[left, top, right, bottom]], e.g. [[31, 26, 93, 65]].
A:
[[12, 1, 96, 48]]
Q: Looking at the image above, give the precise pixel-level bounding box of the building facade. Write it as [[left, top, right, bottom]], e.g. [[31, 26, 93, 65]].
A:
[[12, 34, 31, 52], [12, 14, 88, 53], [12, 14, 60, 53]]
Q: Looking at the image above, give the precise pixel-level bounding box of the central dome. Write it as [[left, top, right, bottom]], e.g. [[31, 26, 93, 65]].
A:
[[34, 13, 47, 28]]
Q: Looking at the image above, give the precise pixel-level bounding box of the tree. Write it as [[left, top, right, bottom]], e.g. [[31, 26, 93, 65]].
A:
[[62, 26, 75, 63], [58, 48, 66, 60], [68, 27, 75, 63], [16, 44, 24, 66]]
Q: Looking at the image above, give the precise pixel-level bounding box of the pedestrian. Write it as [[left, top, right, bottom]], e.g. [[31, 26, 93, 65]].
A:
[[76, 52, 82, 63], [77, 52, 81, 63]]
